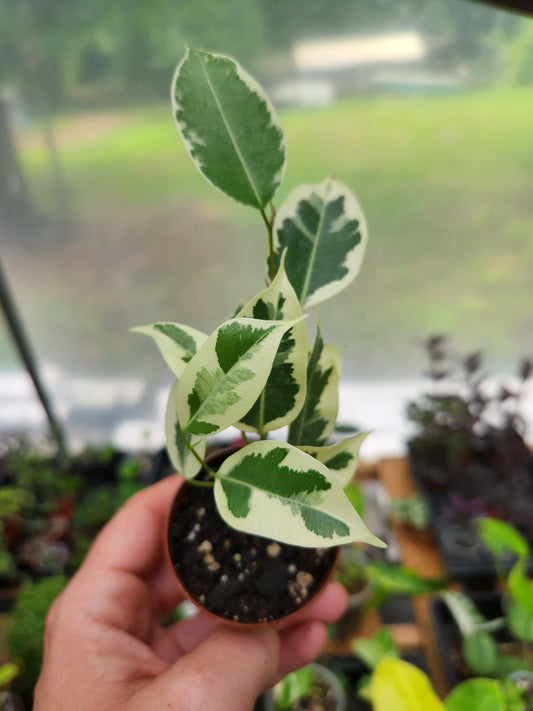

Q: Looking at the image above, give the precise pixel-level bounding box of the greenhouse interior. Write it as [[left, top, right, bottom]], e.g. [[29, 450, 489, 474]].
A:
[[1, 0, 533, 708]]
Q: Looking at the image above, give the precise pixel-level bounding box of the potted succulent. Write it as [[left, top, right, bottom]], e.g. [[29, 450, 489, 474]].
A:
[[133, 48, 384, 625], [407, 334, 533, 580]]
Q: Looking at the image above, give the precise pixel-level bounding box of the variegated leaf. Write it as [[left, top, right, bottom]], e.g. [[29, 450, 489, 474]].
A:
[[288, 326, 340, 447], [274, 178, 368, 308], [214, 440, 385, 548], [178, 317, 303, 437], [235, 254, 307, 433], [165, 380, 206, 479], [299, 431, 371, 488], [131, 322, 207, 378], [172, 48, 286, 209]]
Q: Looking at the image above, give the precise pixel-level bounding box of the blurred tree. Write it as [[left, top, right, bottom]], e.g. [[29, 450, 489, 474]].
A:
[[0, 0, 97, 218], [258, 0, 522, 76]]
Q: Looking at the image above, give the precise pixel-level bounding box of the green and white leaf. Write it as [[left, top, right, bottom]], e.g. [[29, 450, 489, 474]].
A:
[[299, 431, 371, 488], [131, 322, 207, 378], [165, 380, 206, 479], [288, 326, 340, 447], [441, 591, 504, 637], [365, 562, 446, 596], [214, 440, 385, 548], [172, 48, 286, 209], [273, 178, 367, 308], [235, 254, 307, 433], [178, 317, 303, 437]]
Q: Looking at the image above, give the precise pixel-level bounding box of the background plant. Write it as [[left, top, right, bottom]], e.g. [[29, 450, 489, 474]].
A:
[[354, 626, 531, 711], [441, 517, 533, 680], [407, 334, 533, 470]]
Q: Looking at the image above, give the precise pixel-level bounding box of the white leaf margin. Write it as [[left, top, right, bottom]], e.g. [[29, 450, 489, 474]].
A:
[[274, 178, 368, 308], [165, 380, 206, 479], [214, 440, 386, 548], [131, 322, 208, 378], [299, 431, 371, 488]]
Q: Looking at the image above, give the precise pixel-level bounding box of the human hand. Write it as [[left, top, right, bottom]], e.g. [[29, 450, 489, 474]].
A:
[[34, 474, 347, 711]]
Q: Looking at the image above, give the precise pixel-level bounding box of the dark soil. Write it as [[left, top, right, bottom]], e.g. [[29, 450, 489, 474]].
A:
[[290, 675, 339, 711], [167, 475, 338, 624]]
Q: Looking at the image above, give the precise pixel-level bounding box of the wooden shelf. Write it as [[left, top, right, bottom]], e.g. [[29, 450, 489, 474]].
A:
[[325, 457, 450, 698]]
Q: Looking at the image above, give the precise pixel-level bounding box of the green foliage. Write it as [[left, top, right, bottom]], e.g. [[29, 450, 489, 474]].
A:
[[353, 627, 399, 671], [0, 662, 19, 690], [136, 49, 380, 549], [354, 633, 529, 711], [478, 518, 530, 564], [364, 561, 446, 606], [273, 665, 314, 710], [72, 485, 116, 532], [0, 487, 34, 519], [441, 518, 533, 680], [388, 494, 429, 531], [334, 544, 445, 611], [5, 575, 67, 693], [445, 678, 503, 711]]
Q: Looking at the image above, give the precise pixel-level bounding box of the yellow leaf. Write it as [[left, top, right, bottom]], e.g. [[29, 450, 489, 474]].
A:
[[369, 657, 445, 711]]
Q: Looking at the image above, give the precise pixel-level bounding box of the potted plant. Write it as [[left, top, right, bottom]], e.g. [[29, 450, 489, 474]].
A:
[[353, 625, 532, 711], [407, 334, 533, 580], [430, 517, 533, 690], [267, 662, 348, 711], [133, 48, 384, 625], [331, 542, 446, 641]]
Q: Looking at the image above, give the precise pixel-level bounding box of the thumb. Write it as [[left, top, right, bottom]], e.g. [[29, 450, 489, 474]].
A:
[[135, 625, 280, 711]]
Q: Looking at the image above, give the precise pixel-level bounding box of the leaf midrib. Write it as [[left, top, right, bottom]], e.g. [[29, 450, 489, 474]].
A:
[[187, 325, 275, 430], [195, 51, 262, 208], [299, 196, 328, 306]]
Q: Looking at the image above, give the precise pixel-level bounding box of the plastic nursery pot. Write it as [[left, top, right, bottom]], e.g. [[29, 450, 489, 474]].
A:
[[166, 445, 340, 626], [262, 662, 347, 711]]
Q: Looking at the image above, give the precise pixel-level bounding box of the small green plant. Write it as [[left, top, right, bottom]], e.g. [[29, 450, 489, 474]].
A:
[[354, 627, 532, 711], [272, 662, 346, 711], [5, 575, 67, 695], [273, 665, 315, 710], [134, 49, 383, 551], [334, 544, 445, 608], [441, 517, 533, 680], [388, 493, 430, 531]]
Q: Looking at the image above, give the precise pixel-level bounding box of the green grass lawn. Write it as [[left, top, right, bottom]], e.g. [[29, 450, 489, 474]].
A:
[[11, 86, 533, 377]]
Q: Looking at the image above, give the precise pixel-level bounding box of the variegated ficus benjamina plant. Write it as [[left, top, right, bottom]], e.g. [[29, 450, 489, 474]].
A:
[[133, 48, 384, 552]]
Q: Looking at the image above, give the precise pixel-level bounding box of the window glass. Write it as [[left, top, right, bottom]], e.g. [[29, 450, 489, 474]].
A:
[[1, 0, 531, 454]]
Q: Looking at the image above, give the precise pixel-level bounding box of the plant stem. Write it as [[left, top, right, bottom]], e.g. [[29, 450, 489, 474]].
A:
[[261, 202, 277, 282], [188, 478, 215, 489], [183, 436, 216, 481]]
